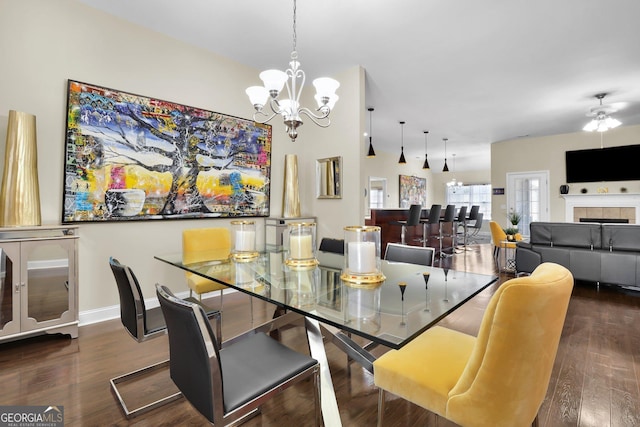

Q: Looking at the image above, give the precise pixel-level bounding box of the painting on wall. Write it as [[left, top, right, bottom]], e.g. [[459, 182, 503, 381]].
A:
[[62, 80, 271, 223], [399, 175, 427, 208]]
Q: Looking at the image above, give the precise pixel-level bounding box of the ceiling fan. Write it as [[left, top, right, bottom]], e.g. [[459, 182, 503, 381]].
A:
[[583, 93, 624, 132]]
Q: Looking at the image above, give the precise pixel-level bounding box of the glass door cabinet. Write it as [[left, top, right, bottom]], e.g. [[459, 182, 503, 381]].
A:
[[0, 226, 78, 342]]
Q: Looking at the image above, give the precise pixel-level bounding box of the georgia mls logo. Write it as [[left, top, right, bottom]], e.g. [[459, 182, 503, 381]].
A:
[[0, 405, 64, 427]]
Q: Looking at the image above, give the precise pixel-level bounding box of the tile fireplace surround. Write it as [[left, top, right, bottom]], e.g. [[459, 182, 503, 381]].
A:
[[563, 194, 640, 224]]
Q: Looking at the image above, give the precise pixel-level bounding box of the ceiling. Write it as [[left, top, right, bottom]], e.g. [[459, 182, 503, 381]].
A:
[[77, 0, 640, 172]]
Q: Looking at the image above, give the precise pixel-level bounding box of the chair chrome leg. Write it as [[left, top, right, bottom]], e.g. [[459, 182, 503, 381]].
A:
[[314, 367, 322, 427], [377, 388, 385, 427], [110, 360, 182, 419], [249, 296, 254, 324]]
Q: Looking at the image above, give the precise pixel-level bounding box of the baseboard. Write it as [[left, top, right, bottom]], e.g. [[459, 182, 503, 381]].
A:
[[78, 288, 236, 326]]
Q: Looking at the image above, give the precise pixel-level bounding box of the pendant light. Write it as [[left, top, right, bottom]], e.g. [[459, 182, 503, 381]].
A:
[[398, 121, 407, 164], [442, 138, 449, 172], [422, 130, 430, 169], [367, 107, 376, 157]]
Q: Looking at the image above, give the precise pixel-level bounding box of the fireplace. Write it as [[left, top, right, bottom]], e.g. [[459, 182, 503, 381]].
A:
[[579, 218, 629, 224], [563, 194, 640, 224]]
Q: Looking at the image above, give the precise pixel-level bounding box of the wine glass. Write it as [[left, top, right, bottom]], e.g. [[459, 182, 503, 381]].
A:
[[423, 272, 430, 312], [398, 281, 407, 325], [443, 268, 449, 302]]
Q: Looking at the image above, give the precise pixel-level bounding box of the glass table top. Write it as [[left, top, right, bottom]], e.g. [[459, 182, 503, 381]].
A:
[[155, 249, 498, 349]]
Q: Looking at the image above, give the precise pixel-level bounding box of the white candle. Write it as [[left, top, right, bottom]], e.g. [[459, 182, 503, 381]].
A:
[[235, 230, 255, 252], [290, 234, 313, 259], [348, 241, 377, 274]]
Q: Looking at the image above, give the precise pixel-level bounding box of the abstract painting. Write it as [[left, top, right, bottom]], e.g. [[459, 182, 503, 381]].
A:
[[62, 80, 271, 222], [399, 175, 426, 208]]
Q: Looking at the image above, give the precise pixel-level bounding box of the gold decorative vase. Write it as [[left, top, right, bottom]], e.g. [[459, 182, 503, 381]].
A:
[[0, 111, 41, 227], [282, 154, 301, 218]]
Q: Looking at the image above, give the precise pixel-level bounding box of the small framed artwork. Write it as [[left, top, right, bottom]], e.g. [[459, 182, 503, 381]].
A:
[[399, 175, 427, 208], [62, 80, 271, 222]]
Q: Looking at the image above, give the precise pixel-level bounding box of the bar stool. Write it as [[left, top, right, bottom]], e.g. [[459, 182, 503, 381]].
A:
[[420, 204, 441, 248], [390, 204, 422, 245], [437, 205, 457, 257], [454, 206, 468, 249]]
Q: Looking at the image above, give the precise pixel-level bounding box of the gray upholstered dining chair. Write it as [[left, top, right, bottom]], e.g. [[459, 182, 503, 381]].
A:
[[384, 243, 435, 266], [319, 237, 345, 254], [108, 257, 182, 418], [156, 284, 321, 426], [108, 257, 221, 418]]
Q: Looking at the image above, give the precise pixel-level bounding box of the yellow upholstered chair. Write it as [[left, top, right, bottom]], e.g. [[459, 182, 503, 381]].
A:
[[374, 262, 574, 427], [182, 228, 231, 303], [489, 220, 522, 269]]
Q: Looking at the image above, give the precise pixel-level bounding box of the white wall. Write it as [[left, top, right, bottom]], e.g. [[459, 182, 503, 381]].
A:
[[360, 150, 491, 216], [361, 150, 435, 212], [0, 0, 364, 319], [491, 125, 640, 223]]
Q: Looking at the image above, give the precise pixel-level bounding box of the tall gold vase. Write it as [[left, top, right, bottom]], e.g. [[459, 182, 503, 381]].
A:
[[282, 154, 301, 218], [0, 110, 42, 227]]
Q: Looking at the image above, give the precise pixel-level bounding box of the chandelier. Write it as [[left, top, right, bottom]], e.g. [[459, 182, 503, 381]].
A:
[[245, 0, 340, 142], [446, 154, 463, 188], [583, 93, 621, 132]]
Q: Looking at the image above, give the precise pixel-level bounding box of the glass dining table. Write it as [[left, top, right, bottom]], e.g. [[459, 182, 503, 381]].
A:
[[155, 249, 497, 426]]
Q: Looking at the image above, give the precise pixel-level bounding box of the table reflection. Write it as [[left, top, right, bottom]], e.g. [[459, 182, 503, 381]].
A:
[[155, 249, 497, 350]]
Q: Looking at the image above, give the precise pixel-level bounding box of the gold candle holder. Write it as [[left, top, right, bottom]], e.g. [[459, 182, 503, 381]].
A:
[[341, 226, 385, 284], [230, 220, 259, 261], [284, 265, 319, 308], [285, 222, 319, 269], [345, 280, 382, 326]]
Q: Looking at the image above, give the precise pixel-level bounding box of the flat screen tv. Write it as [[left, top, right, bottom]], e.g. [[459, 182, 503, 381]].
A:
[[565, 144, 640, 183]]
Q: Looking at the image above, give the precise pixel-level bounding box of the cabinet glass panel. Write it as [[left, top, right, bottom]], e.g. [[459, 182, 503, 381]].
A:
[[26, 244, 70, 322], [1, 248, 15, 329]]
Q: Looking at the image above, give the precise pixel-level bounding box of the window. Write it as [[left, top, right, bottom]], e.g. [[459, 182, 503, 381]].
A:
[[370, 188, 384, 209], [446, 184, 492, 220]]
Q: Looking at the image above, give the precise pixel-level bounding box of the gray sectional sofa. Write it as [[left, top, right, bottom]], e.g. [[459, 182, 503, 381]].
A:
[[515, 221, 640, 290]]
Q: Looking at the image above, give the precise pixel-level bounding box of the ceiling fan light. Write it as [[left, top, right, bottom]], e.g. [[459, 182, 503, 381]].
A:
[[583, 119, 598, 132], [605, 116, 621, 129]]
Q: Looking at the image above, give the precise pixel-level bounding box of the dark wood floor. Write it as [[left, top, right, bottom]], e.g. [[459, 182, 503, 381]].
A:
[[1, 243, 639, 426]]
